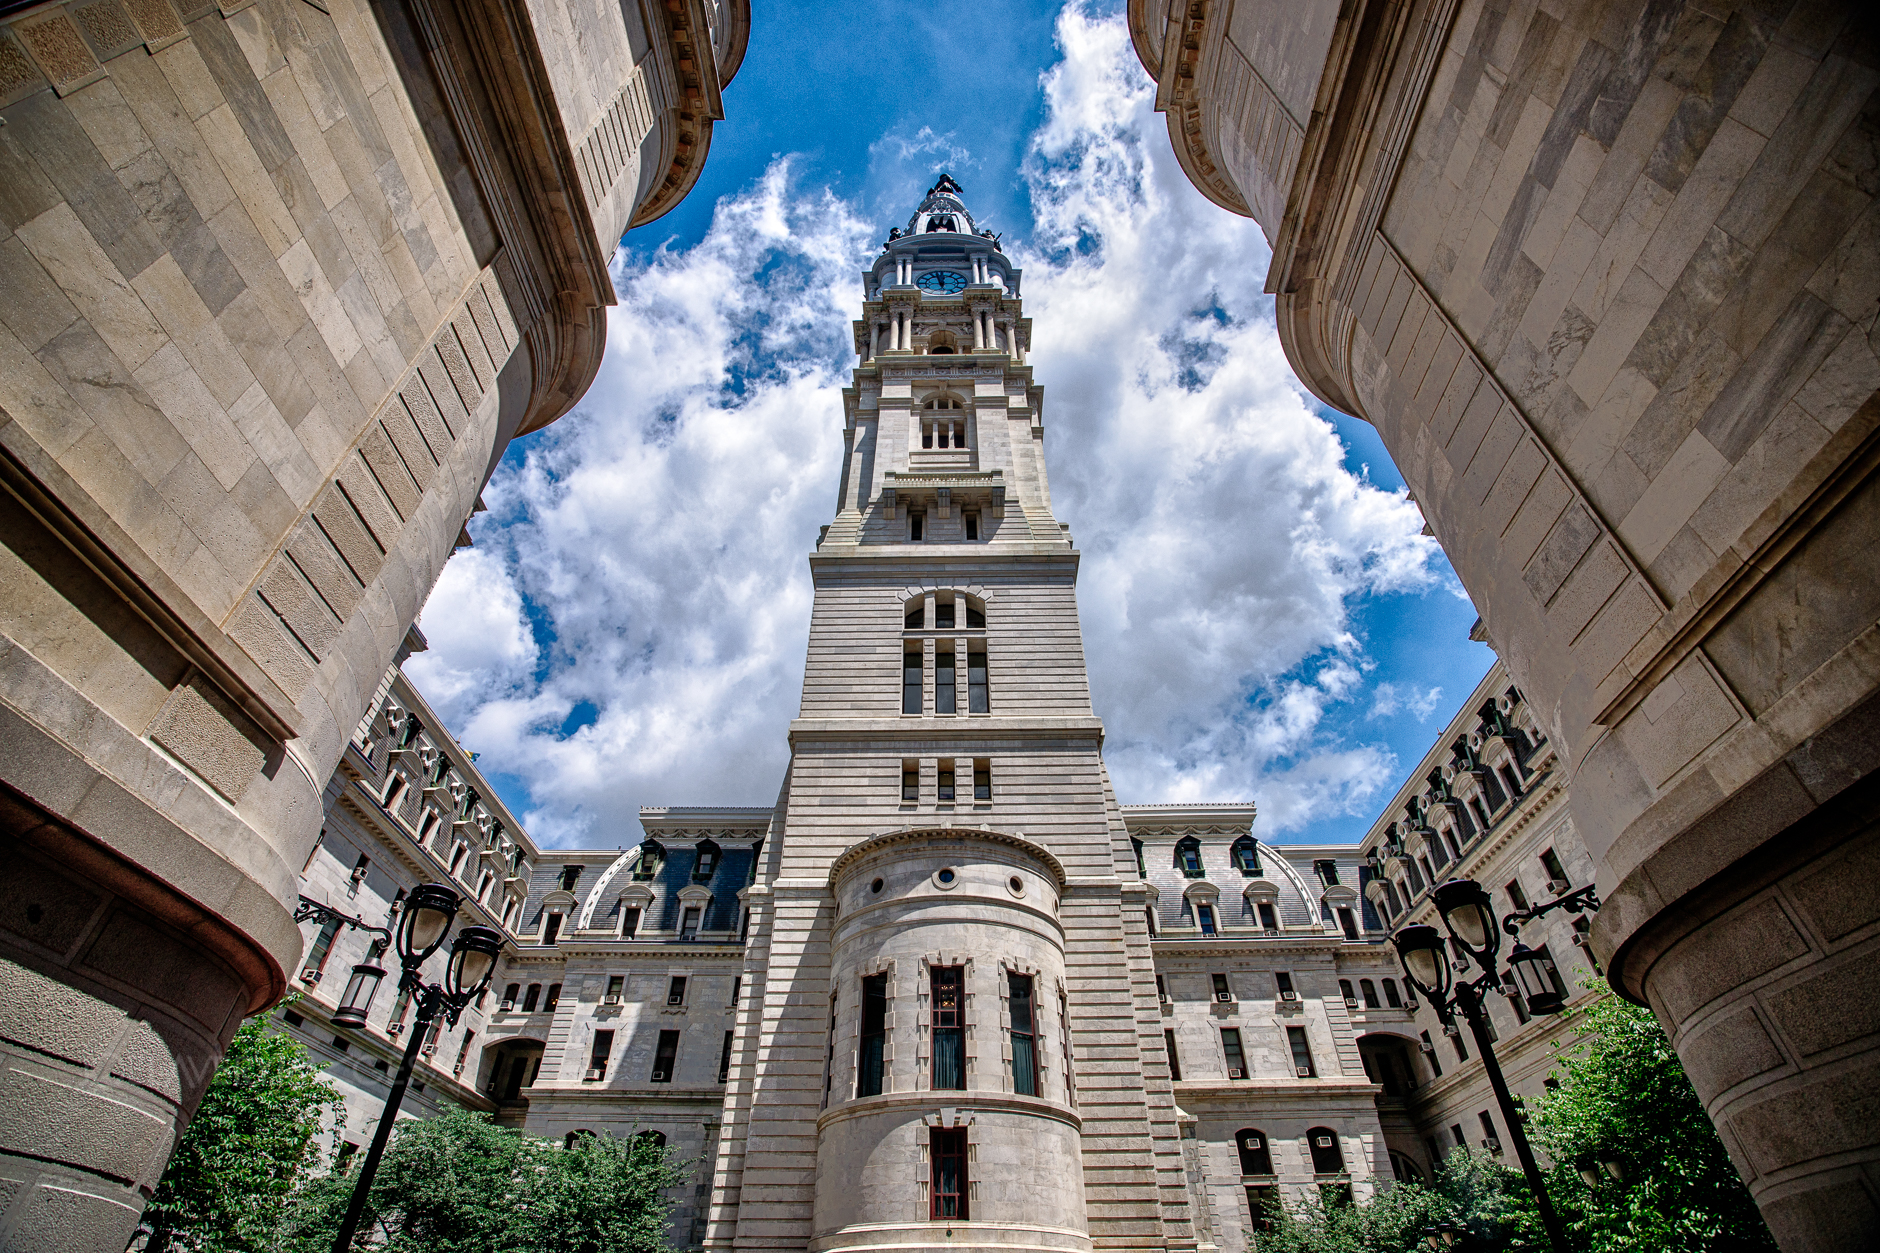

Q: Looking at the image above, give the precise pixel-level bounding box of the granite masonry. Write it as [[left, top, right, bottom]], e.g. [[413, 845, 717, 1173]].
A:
[[0, 0, 747, 1246], [1131, 1, 1880, 1246]]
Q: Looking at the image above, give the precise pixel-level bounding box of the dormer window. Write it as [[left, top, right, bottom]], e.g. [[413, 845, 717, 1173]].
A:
[[1231, 837, 1260, 876], [559, 865, 582, 892], [632, 841, 664, 881], [1176, 838, 1204, 879], [694, 841, 720, 881]]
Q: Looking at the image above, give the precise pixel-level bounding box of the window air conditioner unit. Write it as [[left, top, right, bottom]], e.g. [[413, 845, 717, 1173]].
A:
[[1314, 1135, 1334, 1148], [1296, 1066, 1313, 1078], [1571, 932, 1591, 948], [1344, 998, 1360, 1009], [1405, 999, 1419, 1012], [604, 994, 621, 1006], [1482, 1138, 1502, 1155], [299, 967, 322, 985], [1159, 991, 1171, 1003], [584, 1067, 605, 1081], [1226, 1068, 1244, 1079], [1215, 991, 1233, 1003], [500, 1000, 515, 1012], [667, 994, 685, 1006], [1280, 991, 1299, 1003], [1263, 928, 1280, 937], [1546, 879, 1570, 896], [452, 1062, 465, 1077], [651, 1070, 668, 1081]]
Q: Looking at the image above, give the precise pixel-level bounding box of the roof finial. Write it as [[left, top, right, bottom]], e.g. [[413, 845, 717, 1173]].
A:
[[928, 171, 963, 198]]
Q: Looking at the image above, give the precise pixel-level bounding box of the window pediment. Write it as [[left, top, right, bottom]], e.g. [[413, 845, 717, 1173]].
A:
[[1242, 879, 1280, 903], [1181, 880, 1220, 901], [677, 884, 714, 904]]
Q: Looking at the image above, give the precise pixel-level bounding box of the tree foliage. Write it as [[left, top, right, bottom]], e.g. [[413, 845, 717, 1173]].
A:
[[1529, 993, 1775, 1252], [279, 1105, 689, 1253], [138, 1018, 346, 1252], [1253, 992, 1775, 1253]]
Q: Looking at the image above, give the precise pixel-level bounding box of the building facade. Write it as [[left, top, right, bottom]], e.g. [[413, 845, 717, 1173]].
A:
[[0, 0, 747, 1246], [278, 182, 1616, 1253], [1130, 2, 1880, 1246]]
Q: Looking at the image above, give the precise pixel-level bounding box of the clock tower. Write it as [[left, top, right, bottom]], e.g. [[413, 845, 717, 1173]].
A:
[[703, 178, 1202, 1253]]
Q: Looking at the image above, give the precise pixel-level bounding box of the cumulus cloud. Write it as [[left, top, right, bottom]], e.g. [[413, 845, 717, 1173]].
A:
[[1016, 6, 1442, 829], [407, 3, 1445, 847]]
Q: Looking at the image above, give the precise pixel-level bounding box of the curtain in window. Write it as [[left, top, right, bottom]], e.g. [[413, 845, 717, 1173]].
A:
[[1009, 973, 1036, 1096], [932, 966, 965, 1090]]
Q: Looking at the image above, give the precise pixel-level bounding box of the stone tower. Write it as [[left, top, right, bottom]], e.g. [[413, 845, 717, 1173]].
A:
[[704, 178, 1200, 1253]]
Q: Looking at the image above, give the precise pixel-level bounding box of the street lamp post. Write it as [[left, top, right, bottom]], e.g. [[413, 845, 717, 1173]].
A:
[[1393, 878, 1600, 1253], [329, 884, 501, 1253]]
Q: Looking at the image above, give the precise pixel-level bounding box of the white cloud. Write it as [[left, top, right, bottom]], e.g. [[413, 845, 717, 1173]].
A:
[[1370, 682, 1445, 722], [406, 4, 1446, 847]]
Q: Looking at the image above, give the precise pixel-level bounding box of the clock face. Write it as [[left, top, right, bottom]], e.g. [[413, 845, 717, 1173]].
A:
[[916, 270, 967, 294]]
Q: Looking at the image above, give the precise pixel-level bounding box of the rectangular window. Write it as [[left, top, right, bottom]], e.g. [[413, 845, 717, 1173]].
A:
[[909, 511, 925, 541], [588, 1029, 614, 1080], [1221, 1027, 1247, 1079], [1246, 1186, 1278, 1235], [651, 1029, 679, 1082], [1537, 944, 1571, 999], [1480, 1111, 1498, 1147], [1505, 879, 1529, 912], [667, 976, 688, 1006], [1287, 1026, 1315, 1076], [1508, 991, 1531, 1024], [1274, 971, 1294, 998], [1422, 1031, 1442, 1077], [1197, 904, 1217, 935], [1009, 972, 1037, 1096], [931, 965, 965, 1089], [545, 983, 561, 1011], [1314, 859, 1340, 886], [304, 920, 340, 978], [1212, 973, 1232, 1002], [1406, 857, 1427, 893], [1337, 907, 1359, 940], [605, 975, 624, 1005], [964, 512, 979, 540], [902, 760, 919, 801], [937, 760, 956, 802], [453, 1031, 473, 1073], [1453, 1029, 1469, 1062], [543, 913, 562, 945], [521, 984, 541, 1012], [621, 907, 640, 937], [1164, 1027, 1181, 1081], [935, 650, 956, 714], [935, 600, 955, 629], [967, 650, 988, 712], [681, 908, 701, 940], [1451, 1123, 1467, 1149], [903, 652, 923, 714], [930, 1127, 969, 1219], [859, 973, 888, 1097], [1257, 902, 1279, 930], [719, 1030, 734, 1083], [1540, 847, 1568, 885], [972, 759, 991, 801]]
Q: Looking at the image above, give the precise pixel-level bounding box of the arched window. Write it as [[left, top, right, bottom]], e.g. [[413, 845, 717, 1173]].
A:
[[563, 1129, 596, 1149], [1235, 1128, 1274, 1176], [1230, 836, 1261, 876], [1360, 979, 1380, 1009], [1175, 837, 1204, 879], [1383, 978, 1402, 1007], [1307, 1127, 1345, 1174], [500, 982, 520, 1010], [1390, 1151, 1424, 1183], [634, 1129, 667, 1150]]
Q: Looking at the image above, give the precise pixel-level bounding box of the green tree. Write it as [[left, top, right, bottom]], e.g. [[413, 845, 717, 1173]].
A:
[[1255, 1152, 1529, 1253], [138, 1017, 346, 1252], [1530, 993, 1775, 1252], [280, 1107, 688, 1253]]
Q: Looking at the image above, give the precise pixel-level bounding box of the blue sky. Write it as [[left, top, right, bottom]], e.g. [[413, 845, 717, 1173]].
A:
[[408, 2, 1493, 851]]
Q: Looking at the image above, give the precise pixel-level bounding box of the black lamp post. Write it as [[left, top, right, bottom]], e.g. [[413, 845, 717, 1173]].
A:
[[330, 884, 501, 1253], [1393, 877, 1600, 1253]]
